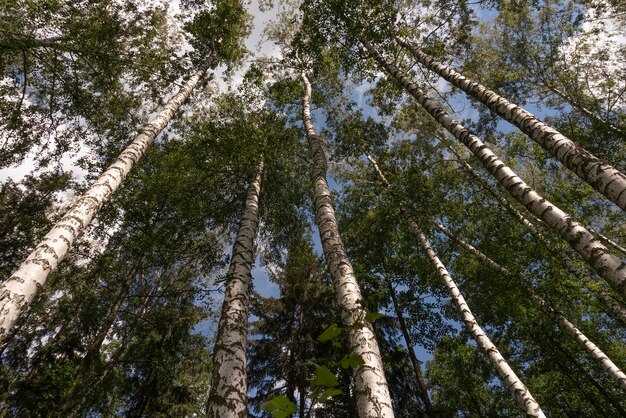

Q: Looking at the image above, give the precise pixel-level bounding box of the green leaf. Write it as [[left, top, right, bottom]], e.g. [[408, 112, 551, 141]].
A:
[[365, 312, 384, 323], [312, 365, 339, 388], [262, 395, 297, 418], [317, 323, 342, 342], [340, 354, 365, 369], [319, 387, 342, 402], [351, 321, 365, 330]]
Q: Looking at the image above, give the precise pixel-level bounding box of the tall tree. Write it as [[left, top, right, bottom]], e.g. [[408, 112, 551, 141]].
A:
[[360, 39, 626, 300], [0, 0, 251, 341], [301, 71, 395, 417], [366, 153, 545, 417], [206, 157, 264, 417], [396, 36, 626, 211]]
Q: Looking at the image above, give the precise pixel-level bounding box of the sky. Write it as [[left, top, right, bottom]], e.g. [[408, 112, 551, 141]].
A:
[[2, 0, 625, 394]]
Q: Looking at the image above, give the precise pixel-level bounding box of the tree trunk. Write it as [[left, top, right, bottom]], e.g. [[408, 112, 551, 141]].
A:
[[384, 276, 433, 413], [433, 222, 508, 275], [536, 77, 626, 138], [362, 39, 626, 300], [301, 71, 394, 418], [0, 55, 214, 342], [592, 229, 626, 257], [365, 154, 545, 417], [206, 159, 264, 418], [442, 138, 626, 324], [438, 222, 626, 391], [551, 338, 626, 416], [414, 223, 544, 417], [397, 37, 626, 210], [532, 294, 626, 390], [81, 265, 137, 372]]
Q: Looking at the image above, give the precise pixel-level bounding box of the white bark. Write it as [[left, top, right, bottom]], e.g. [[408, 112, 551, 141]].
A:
[[362, 39, 626, 299], [206, 159, 264, 418], [0, 56, 213, 341], [443, 139, 626, 324], [439, 223, 626, 391], [301, 72, 394, 418], [531, 294, 626, 391], [397, 37, 626, 211], [592, 229, 626, 257], [365, 154, 545, 417], [413, 224, 545, 417]]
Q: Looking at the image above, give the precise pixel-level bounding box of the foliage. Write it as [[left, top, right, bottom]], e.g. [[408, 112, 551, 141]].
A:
[[1, 0, 626, 416]]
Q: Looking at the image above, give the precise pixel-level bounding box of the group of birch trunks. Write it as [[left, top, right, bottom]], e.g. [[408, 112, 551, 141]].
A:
[[1, 18, 626, 418]]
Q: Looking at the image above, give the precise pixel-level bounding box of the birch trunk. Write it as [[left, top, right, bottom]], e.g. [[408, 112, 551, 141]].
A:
[[362, 39, 626, 299], [443, 139, 626, 324], [438, 224, 626, 391], [592, 229, 626, 257], [413, 223, 545, 416], [301, 72, 394, 418], [384, 276, 433, 413], [397, 37, 626, 210], [531, 294, 626, 391], [0, 56, 213, 341], [206, 158, 264, 418], [365, 154, 544, 417]]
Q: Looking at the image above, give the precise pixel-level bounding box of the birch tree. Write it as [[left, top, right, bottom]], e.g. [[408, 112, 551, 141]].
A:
[[206, 158, 264, 417], [0, 0, 250, 341], [440, 136, 626, 324], [435, 222, 626, 391], [1, 133, 231, 414], [396, 37, 626, 211], [360, 39, 626, 301], [365, 152, 545, 417], [0, 60, 210, 341], [301, 71, 395, 417]]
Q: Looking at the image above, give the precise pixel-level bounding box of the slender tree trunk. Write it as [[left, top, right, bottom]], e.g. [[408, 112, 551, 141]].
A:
[[81, 265, 137, 371], [397, 37, 626, 210], [415, 223, 544, 416], [206, 158, 264, 418], [592, 229, 626, 257], [365, 154, 545, 417], [443, 138, 626, 324], [533, 294, 626, 390], [361, 39, 626, 299], [384, 276, 433, 413], [301, 72, 394, 418], [537, 77, 626, 138], [551, 339, 626, 416], [438, 223, 626, 391], [433, 222, 507, 275], [0, 55, 214, 341]]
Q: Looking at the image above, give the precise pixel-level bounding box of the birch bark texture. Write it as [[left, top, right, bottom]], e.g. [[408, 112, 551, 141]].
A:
[[412, 226, 546, 417], [438, 224, 626, 391], [206, 159, 264, 418], [301, 72, 395, 418], [443, 139, 626, 324], [397, 37, 626, 211], [0, 56, 213, 341], [362, 39, 626, 300], [365, 154, 545, 417]]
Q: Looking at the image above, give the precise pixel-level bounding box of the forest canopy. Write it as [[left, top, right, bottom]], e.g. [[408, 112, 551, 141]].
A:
[[0, 0, 625, 416]]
